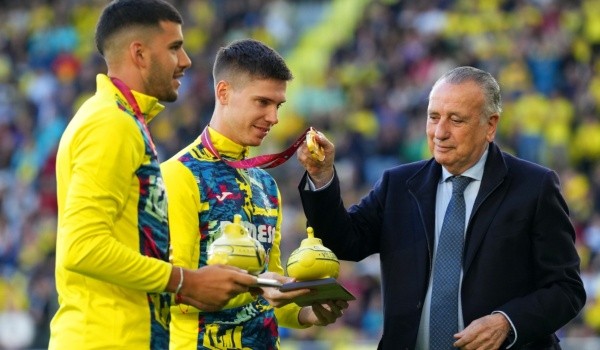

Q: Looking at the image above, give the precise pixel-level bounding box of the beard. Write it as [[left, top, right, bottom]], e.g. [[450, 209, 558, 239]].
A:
[[145, 61, 179, 102]]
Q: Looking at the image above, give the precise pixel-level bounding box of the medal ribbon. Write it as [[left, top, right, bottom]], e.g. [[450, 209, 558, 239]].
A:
[[110, 77, 158, 158], [200, 126, 311, 169]]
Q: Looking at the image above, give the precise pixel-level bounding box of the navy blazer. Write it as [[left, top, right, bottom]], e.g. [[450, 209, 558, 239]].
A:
[[299, 142, 585, 349]]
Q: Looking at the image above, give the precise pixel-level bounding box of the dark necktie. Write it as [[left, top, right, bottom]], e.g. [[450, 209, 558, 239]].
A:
[[430, 175, 472, 349]]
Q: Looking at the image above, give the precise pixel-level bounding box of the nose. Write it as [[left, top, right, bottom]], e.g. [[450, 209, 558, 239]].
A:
[[265, 106, 279, 125], [434, 118, 450, 140], [179, 49, 192, 70]]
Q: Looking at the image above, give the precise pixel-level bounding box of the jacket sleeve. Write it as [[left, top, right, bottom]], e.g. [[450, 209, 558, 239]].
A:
[[161, 158, 207, 314], [60, 109, 171, 292], [161, 159, 201, 271], [298, 169, 383, 261], [497, 170, 586, 346]]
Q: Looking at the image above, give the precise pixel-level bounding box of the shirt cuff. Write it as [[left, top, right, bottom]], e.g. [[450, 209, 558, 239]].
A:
[[306, 174, 334, 191], [492, 310, 517, 348]]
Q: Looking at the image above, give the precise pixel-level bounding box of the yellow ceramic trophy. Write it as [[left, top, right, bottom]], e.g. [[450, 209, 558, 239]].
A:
[[206, 214, 266, 275], [283, 226, 355, 306], [286, 227, 339, 280]]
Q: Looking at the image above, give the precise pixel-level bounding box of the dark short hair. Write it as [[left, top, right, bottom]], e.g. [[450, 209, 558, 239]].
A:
[[212, 39, 293, 84], [432, 66, 502, 117], [95, 0, 183, 56]]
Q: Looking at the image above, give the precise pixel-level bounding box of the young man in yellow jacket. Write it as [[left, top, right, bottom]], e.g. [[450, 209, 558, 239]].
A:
[[162, 38, 348, 349]]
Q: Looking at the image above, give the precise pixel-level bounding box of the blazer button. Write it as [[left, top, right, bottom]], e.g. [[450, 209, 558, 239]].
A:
[[416, 301, 422, 309]]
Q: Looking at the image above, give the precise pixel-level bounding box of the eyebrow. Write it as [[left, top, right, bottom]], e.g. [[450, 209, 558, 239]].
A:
[[169, 40, 184, 48], [254, 95, 286, 104]]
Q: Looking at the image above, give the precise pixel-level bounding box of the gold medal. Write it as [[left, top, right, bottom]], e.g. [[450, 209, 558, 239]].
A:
[[306, 127, 325, 161]]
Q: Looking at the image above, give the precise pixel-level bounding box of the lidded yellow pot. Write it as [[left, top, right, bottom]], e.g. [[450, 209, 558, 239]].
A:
[[286, 227, 339, 280], [207, 214, 266, 275]]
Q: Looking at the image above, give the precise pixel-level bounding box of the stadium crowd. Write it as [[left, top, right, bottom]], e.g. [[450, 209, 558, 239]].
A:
[[2, 0, 600, 348]]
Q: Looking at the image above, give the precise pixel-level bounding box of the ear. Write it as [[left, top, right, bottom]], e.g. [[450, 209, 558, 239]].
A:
[[215, 80, 230, 105], [129, 41, 147, 68], [486, 113, 499, 142]]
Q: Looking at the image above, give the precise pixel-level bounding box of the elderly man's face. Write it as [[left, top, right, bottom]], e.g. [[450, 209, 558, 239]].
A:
[[426, 80, 498, 175]]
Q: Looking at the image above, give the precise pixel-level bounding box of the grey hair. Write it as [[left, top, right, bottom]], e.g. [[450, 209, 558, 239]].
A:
[[431, 66, 502, 118]]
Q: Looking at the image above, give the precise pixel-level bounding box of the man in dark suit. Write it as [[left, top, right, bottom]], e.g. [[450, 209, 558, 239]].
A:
[[296, 66, 585, 349]]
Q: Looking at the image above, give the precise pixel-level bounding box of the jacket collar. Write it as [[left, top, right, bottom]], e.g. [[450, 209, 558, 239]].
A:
[[97, 74, 165, 123], [204, 126, 249, 161], [407, 142, 507, 211]]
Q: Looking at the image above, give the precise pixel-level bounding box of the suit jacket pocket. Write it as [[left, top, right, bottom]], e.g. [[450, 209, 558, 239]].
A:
[[486, 216, 531, 238]]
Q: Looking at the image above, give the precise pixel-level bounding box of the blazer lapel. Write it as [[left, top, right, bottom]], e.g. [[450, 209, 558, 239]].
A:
[[407, 160, 442, 259], [463, 142, 508, 273]]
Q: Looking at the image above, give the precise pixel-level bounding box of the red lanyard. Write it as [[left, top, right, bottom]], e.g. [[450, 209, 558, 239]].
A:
[[110, 77, 158, 158], [200, 126, 310, 169]]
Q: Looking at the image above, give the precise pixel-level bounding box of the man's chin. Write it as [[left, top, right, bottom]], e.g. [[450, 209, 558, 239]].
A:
[[434, 153, 451, 165], [156, 90, 178, 103], [163, 93, 178, 103]]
